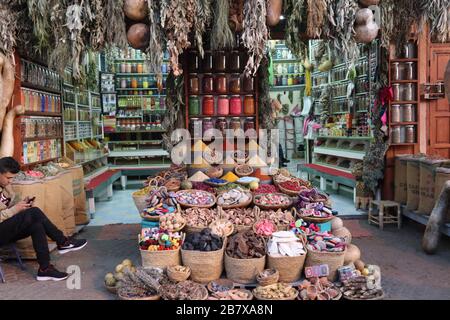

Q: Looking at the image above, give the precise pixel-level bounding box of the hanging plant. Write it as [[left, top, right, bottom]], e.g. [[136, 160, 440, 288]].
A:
[[0, 2, 17, 57], [379, 0, 394, 50], [229, 0, 245, 33], [241, 0, 268, 77], [211, 0, 235, 50], [144, 0, 165, 88], [66, 3, 86, 81], [49, 1, 71, 75], [162, 0, 196, 76], [27, 0, 51, 53], [258, 54, 277, 130], [306, 0, 328, 39], [390, 1, 421, 57], [105, 0, 128, 49], [194, 0, 212, 58], [90, 0, 106, 51], [162, 73, 185, 152], [285, 0, 307, 61], [419, 0, 450, 43]]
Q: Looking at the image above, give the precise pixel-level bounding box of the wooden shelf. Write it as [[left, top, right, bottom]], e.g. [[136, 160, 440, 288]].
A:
[[189, 92, 255, 96], [270, 85, 305, 91], [116, 88, 164, 91], [117, 95, 166, 98], [188, 114, 256, 118], [21, 82, 61, 95], [390, 101, 418, 104], [390, 122, 418, 125], [110, 129, 166, 133], [21, 157, 59, 167], [391, 58, 419, 62], [391, 80, 419, 83], [23, 111, 62, 117], [390, 143, 416, 146], [116, 73, 169, 76], [23, 136, 63, 142], [313, 146, 366, 160]]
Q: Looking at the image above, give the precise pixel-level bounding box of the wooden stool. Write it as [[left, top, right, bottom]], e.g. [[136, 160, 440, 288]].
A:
[[368, 200, 401, 230]]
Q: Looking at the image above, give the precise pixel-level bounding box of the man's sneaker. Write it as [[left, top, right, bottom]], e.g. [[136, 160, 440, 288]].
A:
[[36, 265, 68, 281], [58, 238, 88, 255]]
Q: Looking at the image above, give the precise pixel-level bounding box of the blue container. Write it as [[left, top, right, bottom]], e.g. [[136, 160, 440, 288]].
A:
[[141, 220, 159, 229], [317, 221, 331, 233]]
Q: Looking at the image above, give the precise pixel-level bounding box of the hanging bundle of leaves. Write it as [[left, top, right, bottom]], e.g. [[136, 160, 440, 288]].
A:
[[104, 0, 127, 50], [49, 0, 71, 75], [194, 0, 213, 58], [285, 0, 307, 61], [258, 54, 277, 130], [211, 0, 235, 50], [162, 73, 185, 152], [66, 2, 88, 81], [330, 0, 359, 67], [390, 0, 421, 57], [162, 0, 196, 76], [145, 0, 165, 87], [90, 0, 106, 51], [27, 0, 51, 53], [306, 0, 328, 39], [419, 0, 450, 43], [0, 2, 17, 57], [379, 0, 394, 50], [86, 50, 98, 91], [241, 0, 268, 77]]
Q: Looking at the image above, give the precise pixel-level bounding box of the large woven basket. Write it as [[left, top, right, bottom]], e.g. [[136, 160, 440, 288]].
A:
[[176, 190, 216, 208], [253, 193, 293, 210], [304, 249, 346, 282], [218, 191, 253, 209], [267, 252, 307, 283], [181, 240, 225, 284], [167, 265, 191, 282], [253, 286, 299, 301], [224, 253, 266, 284], [132, 194, 148, 213], [140, 247, 181, 271]]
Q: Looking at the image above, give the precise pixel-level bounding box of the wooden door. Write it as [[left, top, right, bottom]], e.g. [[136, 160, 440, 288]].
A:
[[428, 48, 450, 158]]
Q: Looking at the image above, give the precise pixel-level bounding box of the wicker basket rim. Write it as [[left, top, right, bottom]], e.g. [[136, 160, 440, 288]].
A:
[[176, 190, 217, 208], [253, 288, 298, 301]]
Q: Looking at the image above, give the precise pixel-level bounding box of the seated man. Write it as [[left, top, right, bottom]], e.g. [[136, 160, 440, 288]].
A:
[[0, 157, 87, 281]]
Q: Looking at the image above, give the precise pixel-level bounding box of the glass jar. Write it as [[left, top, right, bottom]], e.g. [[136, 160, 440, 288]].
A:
[[282, 75, 288, 86], [230, 96, 242, 115], [244, 117, 255, 132], [190, 118, 202, 136], [202, 51, 213, 72], [215, 74, 228, 94], [120, 78, 127, 89], [229, 51, 241, 72], [405, 125, 416, 143], [392, 84, 401, 101], [189, 74, 200, 94], [231, 117, 241, 132], [126, 63, 132, 74], [287, 75, 293, 86], [404, 83, 415, 101], [229, 74, 241, 94], [202, 95, 215, 115], [244, 95, 255, 115], [143, 78, 149, 89], [189, 51, 200, 72], [216, 117, 228, 136], [188, 96, 201, 115], [288, 63, 295, 74], [243, 76, 254, 92], [131, 78, 138, 89], [203, 74, 214, 93], [391, 126, 401, 144], [391, 104, 401, 123], [391, 62, 401, 81], [214, 51, 227, 72], [402, 104, 415, 122], [217, 96, 230, 115], [202, 118, 214, 135], [137, 63, 144, 73], [405, 62, 416, 80], [120, 62, 127, 73]]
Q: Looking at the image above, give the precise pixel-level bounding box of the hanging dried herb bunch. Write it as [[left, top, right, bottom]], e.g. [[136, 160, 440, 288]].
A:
[[285, 0, 307, 61], [104, 0, 128, 50], [420, 0, 450, 43], [379, 0, 394, 49], [306, 0, 328, 39], [145, 0, 165, 87], [27, 0, 51, 53], [162, 72, 185, 152], [48, 0, 71, 75], [241, 0, 268, 77], [194, 0, 212, 58], [211, 0, 235, 50], [258, 54, 277, 130], [162, 0, 196, 76], [390, 0, 421, 57], [0, 2, 17, 57], [90, 0, 106, 51]]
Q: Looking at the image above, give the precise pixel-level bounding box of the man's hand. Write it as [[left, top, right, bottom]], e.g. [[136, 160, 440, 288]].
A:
[[14, 200, 32, 212]]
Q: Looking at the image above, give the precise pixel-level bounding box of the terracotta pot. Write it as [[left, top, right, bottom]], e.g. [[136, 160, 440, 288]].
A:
[[359, 0, 380, 8], [123, 0, 149, 21], [266, 0, 283, 27], [127, 23, 150, 49], [354, 8, 379, 44]]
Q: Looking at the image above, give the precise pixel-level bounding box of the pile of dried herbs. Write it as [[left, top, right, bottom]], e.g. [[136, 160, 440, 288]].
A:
[[241, 0, 268, 77], [420, 0, 450, 43]]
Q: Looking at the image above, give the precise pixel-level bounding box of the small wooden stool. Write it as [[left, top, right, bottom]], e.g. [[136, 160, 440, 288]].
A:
[[368, 200, 402, 230]]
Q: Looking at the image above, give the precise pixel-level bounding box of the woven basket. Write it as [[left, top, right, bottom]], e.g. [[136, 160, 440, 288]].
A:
[[105, 284, 117, 294], [256, 269, 279, 287], [118, 293, 161, 300], [209, 219, 235, 238], [343, 291, 384, 301], [297, 215, 334, 224], [140, 247, 181, 271], [253, 194, 293, 210], [235, 165, 254, 177], [207, 278, 234, 293], [184, 224, 210, 235], [253, 286, 299, 300], [252, 220, 278, 239], [132, 194, 148, 213], [167, 265, 191, 282], [218, 191, 253, 209], [267, 252, 307, 283], [176, 190, 216, 208], [181, 240, 225, 284], [218, 206, 257, 234], [224, 253, 266, 284], [206, 167, 224, 179], [304, 249, 346, 282]]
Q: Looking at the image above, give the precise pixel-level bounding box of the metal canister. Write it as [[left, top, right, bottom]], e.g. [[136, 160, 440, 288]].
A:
[[391, 104, 401, 123], [405, 125, 416, 143], [402, 104, 415, 122], [391, 126, 401, 144]]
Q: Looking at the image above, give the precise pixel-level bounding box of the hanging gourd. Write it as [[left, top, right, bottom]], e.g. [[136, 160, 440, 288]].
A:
[[354, 8, 379, 44], [123, 0, 149, 21], [266, 0, 283, 27], [127, 23, 150, 49]]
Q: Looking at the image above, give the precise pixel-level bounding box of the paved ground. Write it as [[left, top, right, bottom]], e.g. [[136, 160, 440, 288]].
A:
[[1, 217, 449, 300]]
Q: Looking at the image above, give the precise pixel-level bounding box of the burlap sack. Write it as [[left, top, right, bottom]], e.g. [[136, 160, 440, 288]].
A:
[[394, 155, 411, 204], [417, 159, 450, 215], [435, 167, 450, 222], [406, 157, 424, 211], [43, 176, 67, 236], [58, 171, 75, 219], [68, 165, 89, 225]]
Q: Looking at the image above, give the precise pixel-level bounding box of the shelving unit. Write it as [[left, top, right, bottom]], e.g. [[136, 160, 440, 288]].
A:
[[12, 54, 64, 168]]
